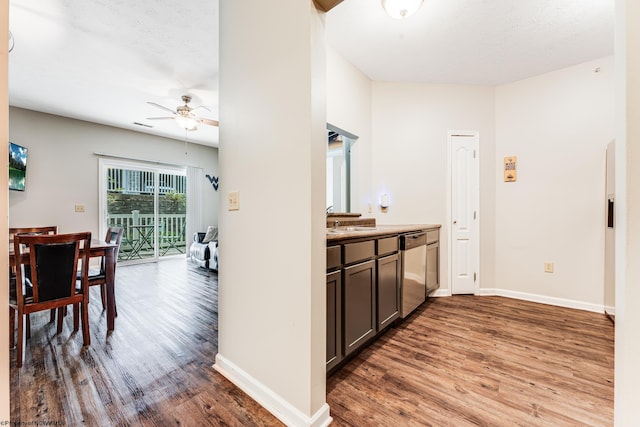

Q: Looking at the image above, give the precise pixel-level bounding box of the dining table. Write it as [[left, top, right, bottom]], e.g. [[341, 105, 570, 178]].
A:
[[10, 238, 119, 332]]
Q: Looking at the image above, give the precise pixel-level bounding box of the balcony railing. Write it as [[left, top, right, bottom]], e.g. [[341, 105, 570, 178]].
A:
[[107, 169, 186, 195], [108, 212, 187, 260]]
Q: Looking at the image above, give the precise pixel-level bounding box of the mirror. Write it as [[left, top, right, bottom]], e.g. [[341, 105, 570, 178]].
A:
[[326, 124, 358, 213]]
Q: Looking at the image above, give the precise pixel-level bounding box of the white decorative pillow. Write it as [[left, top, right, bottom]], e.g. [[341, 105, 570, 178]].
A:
[[202, 226, 218, 243]]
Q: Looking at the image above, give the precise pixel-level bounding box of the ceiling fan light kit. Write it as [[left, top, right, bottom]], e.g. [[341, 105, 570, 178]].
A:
[[147, 95, 218, 131], [381, 0, 423, 20]]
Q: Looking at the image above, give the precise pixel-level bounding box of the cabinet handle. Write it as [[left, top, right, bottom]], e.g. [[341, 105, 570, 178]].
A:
[[453, 220, 457, 224]]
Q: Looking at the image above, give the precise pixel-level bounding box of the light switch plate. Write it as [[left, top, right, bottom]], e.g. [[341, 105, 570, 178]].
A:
[[544, 262, 554, 273], [75, 204, 86, 213], [228, 191, 240, 211]]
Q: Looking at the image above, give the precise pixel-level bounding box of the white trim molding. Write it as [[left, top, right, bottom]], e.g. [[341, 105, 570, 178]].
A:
[[214, 354, 332, 427], [479, 288, 604, 314]]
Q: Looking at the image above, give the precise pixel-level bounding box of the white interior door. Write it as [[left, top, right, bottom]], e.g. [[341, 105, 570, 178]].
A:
[[450, 132, 479, 295]]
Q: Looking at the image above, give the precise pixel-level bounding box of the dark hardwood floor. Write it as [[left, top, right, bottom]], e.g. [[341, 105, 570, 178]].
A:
[[11, 260, 614, 426], [327, 296, 614, 427], [10, 259, 281, 426]]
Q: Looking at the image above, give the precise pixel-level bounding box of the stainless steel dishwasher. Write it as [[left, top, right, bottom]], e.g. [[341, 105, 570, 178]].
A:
[[399, 231, 427, 318]]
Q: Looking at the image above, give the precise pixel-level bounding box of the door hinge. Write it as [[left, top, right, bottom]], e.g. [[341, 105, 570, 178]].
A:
[[474, 273, 477, 282], [473, 211, 477, 220], [473, 150, 476, 159]]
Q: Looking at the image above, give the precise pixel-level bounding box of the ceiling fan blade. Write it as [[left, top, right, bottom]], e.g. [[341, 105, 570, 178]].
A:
[[147, 101, 177, 115], [146, 116, 175, 120], [197, 118, 219, 127], [191, 105, 211, 113]]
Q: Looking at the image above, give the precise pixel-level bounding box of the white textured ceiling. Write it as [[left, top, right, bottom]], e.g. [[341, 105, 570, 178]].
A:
[[7, 0, 614, 147], [9, 0, 219, 146], [326, 0, 614, 85]]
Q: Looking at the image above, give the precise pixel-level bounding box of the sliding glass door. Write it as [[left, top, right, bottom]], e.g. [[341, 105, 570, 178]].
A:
[[99, 158, 187, 263]]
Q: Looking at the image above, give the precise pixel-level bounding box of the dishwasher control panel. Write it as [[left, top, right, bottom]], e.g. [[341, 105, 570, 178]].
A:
[[400, 232, 427, 250]]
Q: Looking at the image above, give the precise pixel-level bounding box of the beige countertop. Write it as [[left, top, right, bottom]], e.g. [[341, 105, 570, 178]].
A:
[[326, 224, 440, 242]]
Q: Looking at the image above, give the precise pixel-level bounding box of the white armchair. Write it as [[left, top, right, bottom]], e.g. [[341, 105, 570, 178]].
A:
[[189, 226, 218, 271]]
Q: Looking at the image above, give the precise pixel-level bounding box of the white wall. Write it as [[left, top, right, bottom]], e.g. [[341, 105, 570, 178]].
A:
[[0, 0, 9, 417], [8, 107, 219, 235], [370, 82, 496, 294], [615, 0, 640, 423], [326, 46, 373, 214], [216, 1, 328, 426], [494, 57, 615, 310]]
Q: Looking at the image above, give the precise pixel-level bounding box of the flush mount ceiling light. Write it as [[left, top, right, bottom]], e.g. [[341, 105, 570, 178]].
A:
[[381, 0, 423, 19]]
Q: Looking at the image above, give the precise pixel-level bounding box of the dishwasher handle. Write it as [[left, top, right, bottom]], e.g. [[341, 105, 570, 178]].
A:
[[400, 232, 427, 250]]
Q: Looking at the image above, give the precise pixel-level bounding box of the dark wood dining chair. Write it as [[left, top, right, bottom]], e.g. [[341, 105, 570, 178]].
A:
[[8, 226, 58, 348], [82, 226, 124, 311], [10, 232, 92, 368]]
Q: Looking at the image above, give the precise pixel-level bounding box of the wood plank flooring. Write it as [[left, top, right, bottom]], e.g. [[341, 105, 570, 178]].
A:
[[11, 260, 614, 426], [327, 296, 614, 427], [10, 259, 281, 426]]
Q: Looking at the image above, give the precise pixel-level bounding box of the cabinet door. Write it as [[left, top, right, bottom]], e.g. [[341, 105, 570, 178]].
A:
[[426, 243, 440, 294], [343, 259, 376, 357], [326, 270, 342, 371], [377, 253, 400, 329]]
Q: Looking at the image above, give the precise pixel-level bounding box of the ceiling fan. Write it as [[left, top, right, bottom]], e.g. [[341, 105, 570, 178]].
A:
[[147, 95, 219, 131]]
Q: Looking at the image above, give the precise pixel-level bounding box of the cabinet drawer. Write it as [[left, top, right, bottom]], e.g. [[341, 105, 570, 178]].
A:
[[343, 240, 375, 265], [377, 236, 398, 256], [327, 245, 342, 271], [426, 229, 439, 244]]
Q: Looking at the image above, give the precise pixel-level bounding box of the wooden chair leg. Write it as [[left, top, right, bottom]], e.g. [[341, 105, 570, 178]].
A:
[[73, 304, 80, 332], [49, 309, 56, 323], [100, 284, 116, 316], [81, 302, 90, 346], [9, 307, 15, 349], [26, 314, 31, 339], [16, 312, 24, 368], [100, 284, 107, 310], [56, 307, 64, 334]]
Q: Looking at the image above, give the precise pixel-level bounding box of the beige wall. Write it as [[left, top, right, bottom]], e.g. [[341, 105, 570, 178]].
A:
[[615, 0, 640, 423], [331, 54, 615, 309], [495, 57, 615, 309], [8, 107, 218, 236], [326, 46, 373, 214], [370, 82, 496, 295], [0, 0, 9, 418], [215, 1, 328, 425]]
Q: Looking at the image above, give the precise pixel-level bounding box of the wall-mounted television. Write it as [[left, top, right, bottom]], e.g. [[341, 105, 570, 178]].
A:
[[9, 142, 27, 191]]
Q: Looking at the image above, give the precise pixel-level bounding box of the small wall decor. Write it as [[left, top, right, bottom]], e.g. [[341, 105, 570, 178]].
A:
[[206, 174, 219, 191], [504, 156, 517, 182]]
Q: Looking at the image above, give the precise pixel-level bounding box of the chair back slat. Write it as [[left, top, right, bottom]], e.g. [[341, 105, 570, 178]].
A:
[[9, 226, 58, 245], [101, 227, 124, 273], [9, 226, 58, 276]]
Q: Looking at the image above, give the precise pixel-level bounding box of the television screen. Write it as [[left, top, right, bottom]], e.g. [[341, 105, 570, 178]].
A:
[[9, 142, 27, 191]]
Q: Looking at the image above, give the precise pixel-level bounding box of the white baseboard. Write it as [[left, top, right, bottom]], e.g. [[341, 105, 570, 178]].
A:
[[430, 288, 451, 297], [604, 305, 616, 316], [214, 353, 332, 427], [478, 288, 604, 313]]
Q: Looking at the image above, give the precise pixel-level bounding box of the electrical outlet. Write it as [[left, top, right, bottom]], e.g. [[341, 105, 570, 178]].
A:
[[74, 204, 86, 213], [228, 191, 240, 211], [544, 262, 554, 273]]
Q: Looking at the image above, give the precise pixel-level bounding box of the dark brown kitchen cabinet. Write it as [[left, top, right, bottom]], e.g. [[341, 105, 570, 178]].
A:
[[326, 270, 342, 371], [377, 253, 400, 329], [343, 259, 376, 357]]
